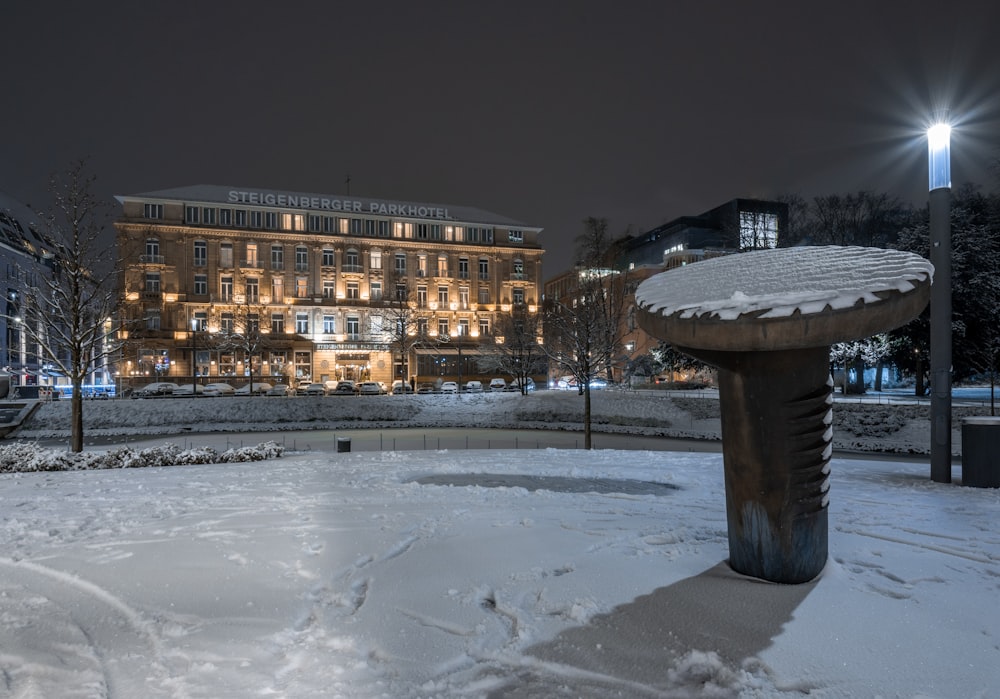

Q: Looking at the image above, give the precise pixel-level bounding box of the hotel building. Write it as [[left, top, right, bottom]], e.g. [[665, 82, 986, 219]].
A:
[[115, 185, 543, 389]]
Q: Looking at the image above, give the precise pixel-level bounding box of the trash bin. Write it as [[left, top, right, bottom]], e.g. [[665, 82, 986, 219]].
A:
[[961, 417, 1000, 488], [336, 437, 351, 453]]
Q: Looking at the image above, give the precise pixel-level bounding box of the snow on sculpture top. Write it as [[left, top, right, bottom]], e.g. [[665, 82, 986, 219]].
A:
[[635, 246, 933, 352]]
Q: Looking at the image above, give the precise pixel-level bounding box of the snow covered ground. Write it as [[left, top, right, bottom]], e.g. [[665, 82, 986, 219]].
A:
[[1, 391, 998, 697]]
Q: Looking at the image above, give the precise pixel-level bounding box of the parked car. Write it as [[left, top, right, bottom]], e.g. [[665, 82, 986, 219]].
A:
[[234, 381, 272, 396], [172, 383, 205, 396], [357, 381, 382, 395], [391, 380, 414, 395], [488, 378, 507, 392], [132, 381, 179, 398], [330, 381, 357, 395], [464, 380, 483, 393], [265, 383, 295, 396], [303, 382, 329, 396], [416, 382, 438, 394], [507, 377, 535, 392], [377, 382, 389, 394], [323, 380, 339, 393], [203, 383, 235, 397], [440, 381, 459, 394]]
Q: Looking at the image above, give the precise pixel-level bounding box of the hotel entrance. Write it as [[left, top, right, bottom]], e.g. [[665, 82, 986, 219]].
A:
[[335, 354, 371, 382]]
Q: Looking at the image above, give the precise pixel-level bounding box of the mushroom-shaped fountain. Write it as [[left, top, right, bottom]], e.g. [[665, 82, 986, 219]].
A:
[[636, 246, 932, 583]]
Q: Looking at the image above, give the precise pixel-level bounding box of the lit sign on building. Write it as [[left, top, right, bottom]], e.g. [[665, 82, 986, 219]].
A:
[[227, 190, 451, 220]]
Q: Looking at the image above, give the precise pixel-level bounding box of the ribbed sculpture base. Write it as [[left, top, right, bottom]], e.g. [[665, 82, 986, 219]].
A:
[[696, 346, 832, 583]]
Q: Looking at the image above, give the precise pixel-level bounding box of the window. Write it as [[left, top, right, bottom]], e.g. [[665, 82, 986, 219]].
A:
[[346, 316, 360, 339], [478, 258, 489, 280], [146, 309, 161, 330], [394, 253, 407, 275], [417, 318, 428, 336], [350, 218, 362, 234], [220, 312, 234, 334], [431, 224, 441, 240], [338, 218, 349, 234], [459, 287, 469, 308], [395, 284, 407, 301], [281, 213, 304, 231], [370, 281, 382, 300], [272, 276, 283, 301], [377, 220, 389, 237], [322, 279, 336, 299], [295, 246, 309, 271], [739, 211, 779, 250], [295, 312, 309, 334], [271, 313, 285, 334], [370, 249, 382, 269], [478, 287, 490, 304], [246, 313, 259, 333], [345, 249, 361, 272], [417, 224, 429, 240], [245, 278, 259, 303], [479, 317, 490, 336], [393, 222, 413, 239], [512, 259, 525, 279], [202, 208, 216, 225], [458, 257, 469, 279], [323, 315, 335, 333], [144, 272, 160, 293], [417, 254, 427, 278], [294, 351, 311, 379], [513, 288, 525, 305], [323, 216, 336, 233], [296, 277, 308, 298], [144, 238, 160, 263], [417, 286, 427, 307], [509, 229, 523, 244], [250, 210, 262, 228], [219, 208, 232, 226], [458, 318, 470, 336], [264, 212, 278, 229], [245, 243, 258, 267], [322, 248, 335, 267], [346, 281, 359, 299], [271, 245, 284, 270], [308, 214, 321, 232], [371, 315, 383, 334], [437, 254, 448, 277], [437, 285, 449, 305], [194, 274, 207, 295], [365, 219, 377, 236], [194, 241, 207, 267], [220, 276, 233, 300], [438, 318, 449, 336], [220, 243, 234, 268], [144, 203, 163, 219], [185, 206, 199, 224], [234, 209, 247, 227]]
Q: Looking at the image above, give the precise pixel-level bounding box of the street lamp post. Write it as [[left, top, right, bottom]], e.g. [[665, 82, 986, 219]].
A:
[[928, 122, 952, 483], [191, 318, 199, 398]]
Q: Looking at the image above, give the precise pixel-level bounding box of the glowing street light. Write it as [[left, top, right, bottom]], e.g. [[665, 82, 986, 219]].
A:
[[928, 120, 952, 483]]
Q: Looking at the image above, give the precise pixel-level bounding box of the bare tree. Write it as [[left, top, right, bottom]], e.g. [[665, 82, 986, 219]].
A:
[[543, 217, 632, 448], [379, 267, 421, 391], [211, 300, 274, 393], [477, 307, 546, 394], [3, 161, 129, 452]]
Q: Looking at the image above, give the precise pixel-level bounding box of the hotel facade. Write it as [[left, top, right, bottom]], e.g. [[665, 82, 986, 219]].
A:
[[115, 185, 543, 390]]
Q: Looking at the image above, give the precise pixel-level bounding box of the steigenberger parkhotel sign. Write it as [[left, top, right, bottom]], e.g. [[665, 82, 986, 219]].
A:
[[228, 190, 451, 220]]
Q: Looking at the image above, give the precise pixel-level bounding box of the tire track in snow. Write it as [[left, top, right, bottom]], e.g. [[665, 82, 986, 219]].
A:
[[0, 556, 179, 699]]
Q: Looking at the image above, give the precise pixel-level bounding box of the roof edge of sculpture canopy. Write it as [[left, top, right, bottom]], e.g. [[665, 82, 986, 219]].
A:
[[634, 246, 932, 352]]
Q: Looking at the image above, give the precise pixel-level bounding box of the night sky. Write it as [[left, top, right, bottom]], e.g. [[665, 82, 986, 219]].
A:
[[3, 1, 999, 276]]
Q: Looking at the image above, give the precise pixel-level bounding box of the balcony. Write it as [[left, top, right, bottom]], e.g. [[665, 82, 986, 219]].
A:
[[240, 260, 264, 269], [139, 254, 165, 264], [342, 264, 364, 274], [295, 263, 310, 272]]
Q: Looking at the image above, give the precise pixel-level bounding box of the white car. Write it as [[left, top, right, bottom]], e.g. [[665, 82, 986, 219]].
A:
[[488, 378, 507, 392], [132, 381, 179, 398], [172, 383, 205, 396], [202, 383, 235, 397], [265, 383, 295, 396], [464, 380, 483, 392], [440, 381, 459, 394], [357, 381, 382, 395], [235, 381, 272, 396]]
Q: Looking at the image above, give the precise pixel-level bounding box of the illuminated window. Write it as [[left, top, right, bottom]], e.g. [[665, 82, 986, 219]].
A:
[[296, 277, 308, 298], [245, 278, 259, 303], [370, 249, 382, 269], [509, 229, 523, 244], [281, 213, 305, 231], [437, 254, 448, 276], [339, 218, 349, 234], [458, 319, 469, 336], [272, 276, 283, 301], [245, 243, 258, 267], [739, 211, 778, 250]]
